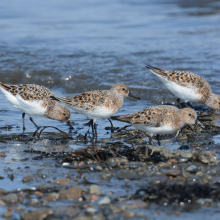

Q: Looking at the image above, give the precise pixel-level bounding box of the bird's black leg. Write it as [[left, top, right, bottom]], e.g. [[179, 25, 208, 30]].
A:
[[108, 118, 114, 132], [149, 136, 153, 145], [178, 98, 194, 109], [90, 120, 94, 134], [156, 134, 161, 146], [177, 98, 181, 109], [177, 98, 194, 109], [84, 119, 94, 133], [22, 113, 26, 132], [94, 122, 97, 137], [29, 117, 39, 128]]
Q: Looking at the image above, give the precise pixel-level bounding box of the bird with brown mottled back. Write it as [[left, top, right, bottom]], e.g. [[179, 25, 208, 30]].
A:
[[0, 82, 73, 131], [146, 65, 220, 110], [51, 83, 140, 135], [112, 105, 197, 145]]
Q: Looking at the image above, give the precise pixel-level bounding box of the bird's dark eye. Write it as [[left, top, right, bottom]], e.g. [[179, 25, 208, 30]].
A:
[[63, 113, 66, 116], [122, 88, 125, 91], [189, 113, 192, 116]]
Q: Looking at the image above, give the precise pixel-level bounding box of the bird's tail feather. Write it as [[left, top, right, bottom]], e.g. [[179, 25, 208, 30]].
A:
[[111, 115, 132, 123], [0, 82, 12, 91], [145, 64, 167, 77], [145, 64, 162, 71]]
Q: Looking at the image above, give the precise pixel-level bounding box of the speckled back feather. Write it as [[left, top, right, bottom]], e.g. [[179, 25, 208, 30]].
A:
[[146, 65, 213, 103], [52, 84, 130, 113], [0, 82, 54, 101], [56, 90, 111, 110], [112, 105, 183, 128], [0, 82, 71, 122]]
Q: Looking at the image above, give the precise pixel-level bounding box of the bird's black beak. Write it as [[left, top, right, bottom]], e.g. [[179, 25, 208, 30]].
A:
[[195, 120, 198, 127], [128, 92, 140, 100], [50, 96, 59, 101], [66, 120, 74, 129], [196, 119, 205, 128]]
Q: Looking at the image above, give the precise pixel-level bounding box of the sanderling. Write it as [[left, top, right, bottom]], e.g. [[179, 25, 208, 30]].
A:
[[50, 83, 140, 135], [111, 105, 197, 145], [146, 64, 220, 109], [0, 82, 73, 131]]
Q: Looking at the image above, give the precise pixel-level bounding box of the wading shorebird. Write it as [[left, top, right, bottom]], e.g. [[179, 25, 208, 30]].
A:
[[50, 83, 140, 135], [146, 64, 220, 109], [0, 82, 73, 131], [111, 105, 197, 145]]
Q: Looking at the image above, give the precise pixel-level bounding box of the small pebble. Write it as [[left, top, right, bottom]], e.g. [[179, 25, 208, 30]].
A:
[[0, 153, 7, 157], [110, 205, 121, 214], [42, 193, 59, 201], [59, 187, 82, 199], [122, 211, 135, 218], [186, 165, 198, 173], [34, 191, 43, 196], [85, 207, 97, 215], [22, 175, 34, 183], [20, 209, 53, 220], [91, 195, 99, 201], [100, 171, 112, 179], [125, 200, 148, 209], [2, 193, 18, 204], [96, 166, 103, 171], [30, 198, 39, 205], [98, 196, 111, 205], [0, 200, 6, 206], [164, 169, 180, 177], [1, 212, 12, 218], [90, 185, 103, 196], [178, 157, 189, 163], [16, 206, 26, 211]]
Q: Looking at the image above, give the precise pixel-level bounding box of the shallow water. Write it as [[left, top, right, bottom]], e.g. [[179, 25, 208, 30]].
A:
[[1, 0, 220, 219]]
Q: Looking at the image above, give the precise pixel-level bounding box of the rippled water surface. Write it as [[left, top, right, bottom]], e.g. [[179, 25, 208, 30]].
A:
[[0, 0, 220, 218], [1, 0, 220, 132]]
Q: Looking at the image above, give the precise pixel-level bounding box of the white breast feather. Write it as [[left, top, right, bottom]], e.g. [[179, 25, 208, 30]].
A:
[[0, 87, 46, 117], [16, 95, 46, 116], [158, 76, 202, 102], [73, 106, 117, 120], [133, 124, 177, 136]]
